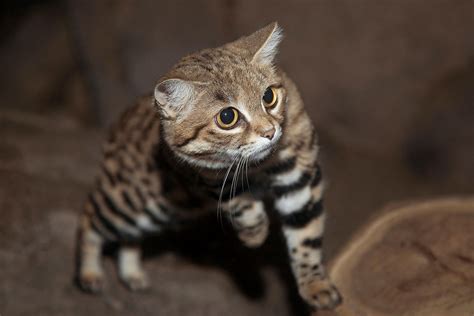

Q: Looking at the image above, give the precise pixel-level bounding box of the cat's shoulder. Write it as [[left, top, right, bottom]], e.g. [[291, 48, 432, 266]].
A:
[[105, 93, 161, 150]]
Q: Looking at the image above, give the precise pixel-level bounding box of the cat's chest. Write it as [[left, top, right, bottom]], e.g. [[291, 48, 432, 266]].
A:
[[159, 165, 271, 211], [200, 169, 270, 200]]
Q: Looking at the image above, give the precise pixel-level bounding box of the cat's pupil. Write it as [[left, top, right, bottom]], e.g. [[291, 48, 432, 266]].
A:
[[220, 108, 235, 125], [263, 87, 274, 104]]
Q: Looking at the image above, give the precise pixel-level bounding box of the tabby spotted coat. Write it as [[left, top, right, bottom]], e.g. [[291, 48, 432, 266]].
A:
[[77, 22, 342, 311]]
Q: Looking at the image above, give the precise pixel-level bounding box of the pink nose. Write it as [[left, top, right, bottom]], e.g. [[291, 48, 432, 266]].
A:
[[261, 127, 276, 140]]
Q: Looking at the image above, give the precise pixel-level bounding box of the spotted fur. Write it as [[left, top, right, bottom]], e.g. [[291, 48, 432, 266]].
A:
[[76, 22, 341, 311]]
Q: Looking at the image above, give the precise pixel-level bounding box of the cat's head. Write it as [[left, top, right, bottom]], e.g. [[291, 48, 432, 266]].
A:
[[154, 22, 286, 169]]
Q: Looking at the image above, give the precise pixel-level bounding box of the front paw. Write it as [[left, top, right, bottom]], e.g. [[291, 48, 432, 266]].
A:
[[237, 220, 269, 248], [300, 278, 342, 311], [120, 271, 150, 291]]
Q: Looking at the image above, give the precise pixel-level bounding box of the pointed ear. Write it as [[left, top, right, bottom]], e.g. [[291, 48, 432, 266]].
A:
[[230, 22, 283, 66], [154, 79, 195, 119]]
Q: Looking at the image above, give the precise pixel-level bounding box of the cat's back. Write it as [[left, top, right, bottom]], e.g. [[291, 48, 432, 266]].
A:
[[104, 94, 161, 160], [94, 94, 164, 208]]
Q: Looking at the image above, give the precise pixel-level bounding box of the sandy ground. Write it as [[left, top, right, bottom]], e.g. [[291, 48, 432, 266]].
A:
[[0, 110, 472, 316]]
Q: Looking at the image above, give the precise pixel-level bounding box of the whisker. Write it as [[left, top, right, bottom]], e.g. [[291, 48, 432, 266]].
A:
[[230, 156, 242, 201], [217, 156, 238, 229], [229, 156, 244, 226], [240, 157, 246, 195], [245, 156, 251, 193]]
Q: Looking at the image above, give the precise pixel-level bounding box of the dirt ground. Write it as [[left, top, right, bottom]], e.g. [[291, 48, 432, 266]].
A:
[[1, 106, 472, 315]]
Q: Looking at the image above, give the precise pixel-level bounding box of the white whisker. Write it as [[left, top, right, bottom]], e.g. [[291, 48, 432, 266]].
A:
[[217, 156, 238, 228]]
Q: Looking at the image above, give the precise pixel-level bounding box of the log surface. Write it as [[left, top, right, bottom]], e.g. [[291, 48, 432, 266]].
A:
[[325, 197, 474, 316]]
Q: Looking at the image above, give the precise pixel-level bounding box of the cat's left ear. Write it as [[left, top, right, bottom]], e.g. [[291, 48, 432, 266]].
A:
[[230, 22, 283, 66], [154, 78, 197, 119]]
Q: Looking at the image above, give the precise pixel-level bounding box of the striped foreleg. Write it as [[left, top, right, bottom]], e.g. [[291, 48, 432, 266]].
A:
[[273, 165, 341, 310]]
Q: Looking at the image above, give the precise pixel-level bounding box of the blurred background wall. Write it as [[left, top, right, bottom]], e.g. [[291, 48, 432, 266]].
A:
[[0, 1, 473, 314], [2, 1, 473, 133], [1, 0, 473, 247]]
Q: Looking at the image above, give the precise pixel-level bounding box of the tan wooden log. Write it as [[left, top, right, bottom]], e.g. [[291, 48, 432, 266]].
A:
[[318, 197, 474, 316]]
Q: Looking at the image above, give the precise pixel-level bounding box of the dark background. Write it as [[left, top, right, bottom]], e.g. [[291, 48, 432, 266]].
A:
[[1, 1, 473, 315]]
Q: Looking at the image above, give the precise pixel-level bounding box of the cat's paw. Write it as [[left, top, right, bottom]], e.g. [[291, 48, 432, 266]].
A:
[[237, 219, 269, 248], [78, 271, 105, 293], [120, 271, 150, 291], [300, 278, 342, 311]]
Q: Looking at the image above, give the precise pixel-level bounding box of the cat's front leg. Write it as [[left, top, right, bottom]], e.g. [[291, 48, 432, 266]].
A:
[[226, 196, 269, 248], [118, 244, 150, 291], [272, 162, 342, 311]]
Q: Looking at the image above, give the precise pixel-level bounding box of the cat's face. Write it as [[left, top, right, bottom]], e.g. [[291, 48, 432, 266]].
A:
[[155, 23, 285, 169]]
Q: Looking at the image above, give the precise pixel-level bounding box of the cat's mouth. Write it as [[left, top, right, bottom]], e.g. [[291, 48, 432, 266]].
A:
[[243, 129, 281, 162]]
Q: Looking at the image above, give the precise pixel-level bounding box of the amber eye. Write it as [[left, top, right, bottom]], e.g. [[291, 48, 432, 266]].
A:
[[262, 87, 278, 108], [216, 107, 239, 129]]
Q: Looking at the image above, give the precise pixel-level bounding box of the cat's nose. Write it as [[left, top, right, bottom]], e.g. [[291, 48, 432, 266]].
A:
[[261, 127, 276, 140]]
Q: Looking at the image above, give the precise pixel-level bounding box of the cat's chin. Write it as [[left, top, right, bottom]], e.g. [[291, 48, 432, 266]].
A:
[[247, 145, 275, 163], [174, 145, 275, 169], [173, 150, 231, 170]]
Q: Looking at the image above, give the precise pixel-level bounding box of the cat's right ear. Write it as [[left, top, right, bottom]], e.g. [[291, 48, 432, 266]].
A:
[[229, 22, 283, 67], [154, 79, 195, 119]]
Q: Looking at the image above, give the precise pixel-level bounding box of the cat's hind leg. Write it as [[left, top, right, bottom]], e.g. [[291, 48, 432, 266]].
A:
[[77, 213, 106, 293]]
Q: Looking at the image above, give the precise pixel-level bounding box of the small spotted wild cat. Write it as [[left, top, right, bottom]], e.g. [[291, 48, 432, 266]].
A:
[[77, 22, 342, 311]]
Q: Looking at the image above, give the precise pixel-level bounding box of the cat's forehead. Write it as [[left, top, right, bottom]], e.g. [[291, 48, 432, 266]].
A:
[[173, 48, 276, 92]]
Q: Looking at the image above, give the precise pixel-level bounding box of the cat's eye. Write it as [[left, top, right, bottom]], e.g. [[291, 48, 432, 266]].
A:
[[262, 87, 278, 108], [216, 107, 239, 129]]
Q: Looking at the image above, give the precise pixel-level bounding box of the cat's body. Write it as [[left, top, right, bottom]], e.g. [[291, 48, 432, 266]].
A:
[[77, 23, 341, 311]]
